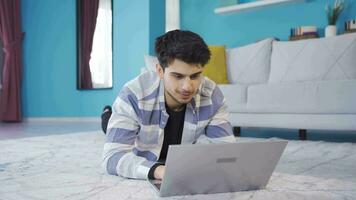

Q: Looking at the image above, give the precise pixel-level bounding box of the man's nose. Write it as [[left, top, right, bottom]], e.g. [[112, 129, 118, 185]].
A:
[[182, 77, 193, 91]]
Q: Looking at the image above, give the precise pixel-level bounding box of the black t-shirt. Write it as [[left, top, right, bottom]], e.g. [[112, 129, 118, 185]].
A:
[[148, 104, 186, 179], [158, 104, 186, 162]]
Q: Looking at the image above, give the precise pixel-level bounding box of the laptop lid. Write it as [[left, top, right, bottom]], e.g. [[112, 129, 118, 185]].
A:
[[153, 140, 287, 197]]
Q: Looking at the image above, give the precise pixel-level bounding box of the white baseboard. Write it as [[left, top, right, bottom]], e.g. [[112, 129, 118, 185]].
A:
[[24, 117, 101, 123]]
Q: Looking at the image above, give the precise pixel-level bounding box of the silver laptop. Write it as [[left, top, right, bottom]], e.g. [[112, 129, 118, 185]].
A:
[[148, 140, 288, 197]]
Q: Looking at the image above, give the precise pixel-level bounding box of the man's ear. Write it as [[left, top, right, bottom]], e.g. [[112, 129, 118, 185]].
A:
[[156, 64, 164, 79]]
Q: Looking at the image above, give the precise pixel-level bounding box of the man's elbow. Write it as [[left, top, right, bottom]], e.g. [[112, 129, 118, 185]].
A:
[[102, 152, 125, 176], [101, 158, 116, 176]]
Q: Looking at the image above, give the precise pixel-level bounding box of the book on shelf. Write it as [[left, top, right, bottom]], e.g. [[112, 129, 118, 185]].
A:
[[345, 20, 356, 32], [290, 26, 317, 37]]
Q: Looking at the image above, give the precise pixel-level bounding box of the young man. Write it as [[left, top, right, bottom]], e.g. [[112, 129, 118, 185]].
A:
[[102, 30, 236, 180]]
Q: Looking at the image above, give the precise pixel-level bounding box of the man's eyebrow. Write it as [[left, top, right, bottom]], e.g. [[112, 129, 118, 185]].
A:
[[170, 72, 184, 76], [170, 71, 202, 76], [190, 72, 202, 76]]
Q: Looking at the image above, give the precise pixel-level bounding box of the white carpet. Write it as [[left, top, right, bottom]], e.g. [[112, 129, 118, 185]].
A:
[[0, 131, 355, 200]]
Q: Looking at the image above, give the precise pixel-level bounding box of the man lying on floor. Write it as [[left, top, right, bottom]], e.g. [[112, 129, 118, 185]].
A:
[[101, 30, 236, 180]]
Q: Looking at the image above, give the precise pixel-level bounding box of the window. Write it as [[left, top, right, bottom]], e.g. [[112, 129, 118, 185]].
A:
[[89, 0, 113, 88]]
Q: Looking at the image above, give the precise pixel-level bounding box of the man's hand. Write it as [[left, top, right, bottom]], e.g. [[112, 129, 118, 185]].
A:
[[154, 165, 166, 180]]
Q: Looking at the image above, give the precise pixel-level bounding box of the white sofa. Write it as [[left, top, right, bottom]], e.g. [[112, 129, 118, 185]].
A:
[[221, 32, 356, 135], [143, 33, 356, 138]]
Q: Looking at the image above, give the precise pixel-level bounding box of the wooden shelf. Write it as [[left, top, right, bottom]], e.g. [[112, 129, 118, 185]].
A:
[[289, 34, 319, 41], [215, 0, 305, 14], [344, 29, 356, 34]]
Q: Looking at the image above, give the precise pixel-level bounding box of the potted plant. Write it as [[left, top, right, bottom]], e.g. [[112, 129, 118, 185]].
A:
[[325, 0, 345, 37]]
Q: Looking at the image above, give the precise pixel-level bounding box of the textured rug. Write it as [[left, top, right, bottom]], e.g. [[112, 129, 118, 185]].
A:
[[0, 131, 356, 200]]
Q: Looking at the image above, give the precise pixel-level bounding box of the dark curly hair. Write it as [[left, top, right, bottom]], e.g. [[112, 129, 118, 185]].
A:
[[155, 30, 211, 70]]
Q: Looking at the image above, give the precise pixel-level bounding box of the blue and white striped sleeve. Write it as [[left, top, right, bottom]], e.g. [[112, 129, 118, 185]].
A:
[[101, 87, 156, 180], [205, 86, 236, 143]]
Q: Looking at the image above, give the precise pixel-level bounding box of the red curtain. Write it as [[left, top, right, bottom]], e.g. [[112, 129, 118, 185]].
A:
[[79, 0, 99, 89], [0, 0, 24, 122]]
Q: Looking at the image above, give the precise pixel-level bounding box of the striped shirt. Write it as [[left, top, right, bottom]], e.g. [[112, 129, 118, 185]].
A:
[[102, 71, 236, 180]]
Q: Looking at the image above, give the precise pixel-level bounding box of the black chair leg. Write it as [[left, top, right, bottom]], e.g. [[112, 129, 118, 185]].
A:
[[233, 127, 241, 137], [299, 129, 307, 140], [101, 110, 112, 134]]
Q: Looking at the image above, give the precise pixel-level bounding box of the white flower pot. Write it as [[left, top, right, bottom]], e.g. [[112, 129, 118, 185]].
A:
[[325, 25, 337, 37]]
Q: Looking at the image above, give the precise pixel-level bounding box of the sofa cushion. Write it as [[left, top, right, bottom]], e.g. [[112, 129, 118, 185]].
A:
[[247, 80, 356, 114], [218, 84, 248, 112], [202, 46, 229, 84], [269, 32, 356, 83], [226, 38, 274, 84]]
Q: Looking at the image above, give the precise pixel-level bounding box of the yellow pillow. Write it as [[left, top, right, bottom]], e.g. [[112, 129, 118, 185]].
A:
[[202, 45, 229, 84]]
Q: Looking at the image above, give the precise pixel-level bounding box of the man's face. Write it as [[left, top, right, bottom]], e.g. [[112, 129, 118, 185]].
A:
[[156, 59, 203, 110]]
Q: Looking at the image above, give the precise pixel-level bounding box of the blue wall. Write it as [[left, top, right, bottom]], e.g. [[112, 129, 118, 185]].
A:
[[181, 0, 356, 47], [21, 0, 356, 117], [149, 0, 166, 55], [21, 0, 164, 117]]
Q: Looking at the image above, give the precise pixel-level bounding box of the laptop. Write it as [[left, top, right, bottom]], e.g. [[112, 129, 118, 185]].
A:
[[148, 140, 288, 197]]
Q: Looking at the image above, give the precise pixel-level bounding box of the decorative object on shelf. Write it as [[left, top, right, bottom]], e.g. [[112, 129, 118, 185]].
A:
[[345, 19, 356, 33], [289, 26, 318, 41], [325, 25, 337, 37], [291, 26, 317, 37], [325, 0, 345, 37], [215, 0, 305, 14]]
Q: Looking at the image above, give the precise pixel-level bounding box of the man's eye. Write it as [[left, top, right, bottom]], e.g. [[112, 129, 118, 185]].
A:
[[174, 74, 183, 79], [190, 74, 200, 79]]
